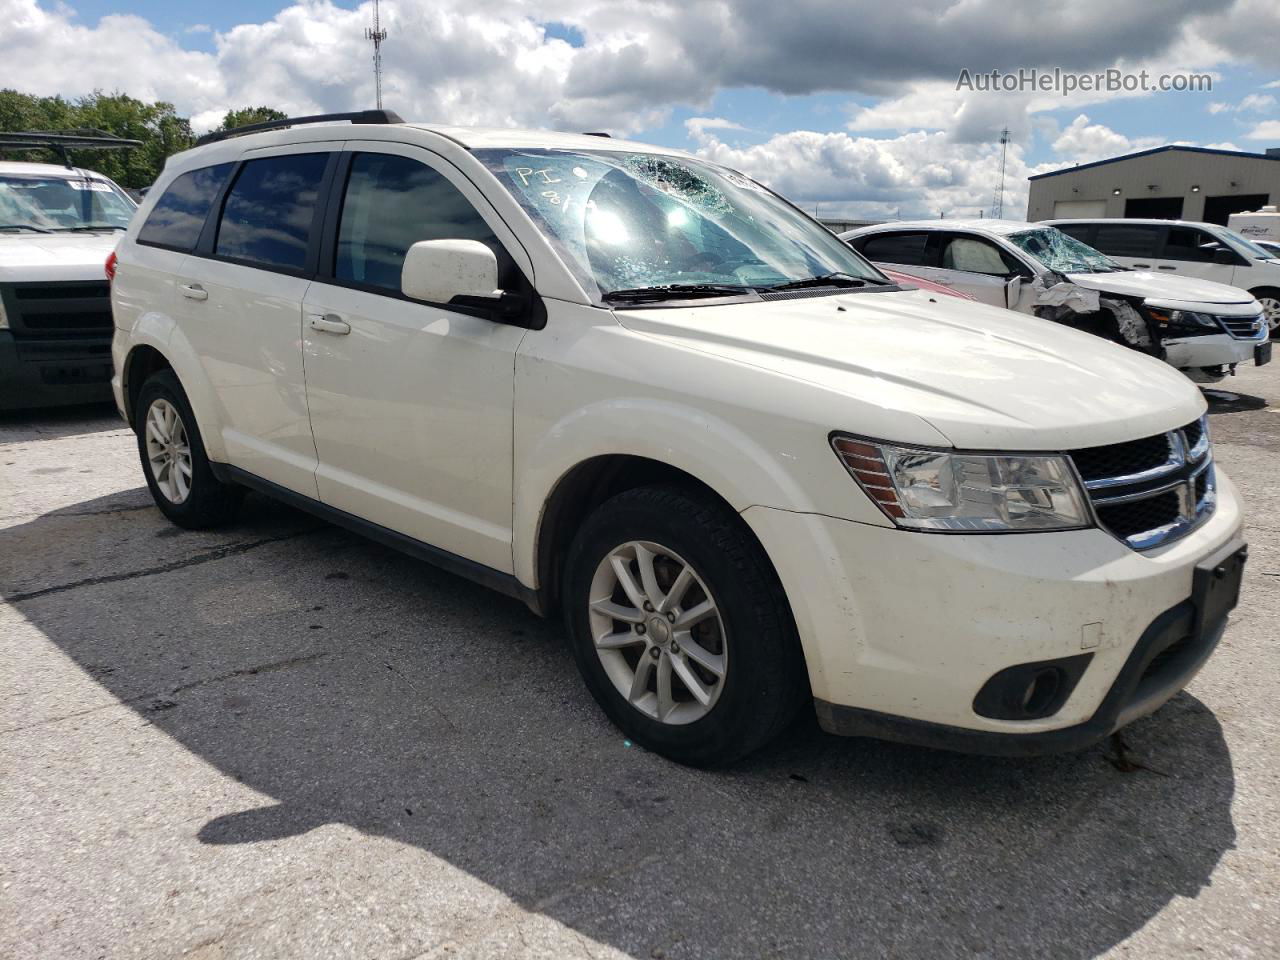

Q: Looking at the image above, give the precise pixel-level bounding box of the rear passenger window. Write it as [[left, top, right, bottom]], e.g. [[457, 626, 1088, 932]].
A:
[[1092, 224, 1161, 258], [335, 153, 502, 294], [137, 163, 234, 251], [215, 154, 329, 271], [856, 232, 930, 267]]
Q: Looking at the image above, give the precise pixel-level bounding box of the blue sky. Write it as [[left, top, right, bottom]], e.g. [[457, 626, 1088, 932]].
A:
[[10, 0, 1280, 217]]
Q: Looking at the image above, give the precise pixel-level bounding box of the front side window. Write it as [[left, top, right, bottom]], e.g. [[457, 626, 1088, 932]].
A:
[[215, 153, 329, 271], [1208, 225, 1274, 261], [940, 235, 1014, 275], [138, 163, 234, 251], [0, 174, 135, 234], [475, 148, 885, 299], [1092, 223, 1161, 258], [335, 153, 503, 293], [1163, 227, 1218, 262], [1007, 228, 1121, 274]]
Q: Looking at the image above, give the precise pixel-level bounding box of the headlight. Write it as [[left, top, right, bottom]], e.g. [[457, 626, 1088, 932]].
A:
[[1146, 307, 1218, 330], [831, 436, 1091, 532]]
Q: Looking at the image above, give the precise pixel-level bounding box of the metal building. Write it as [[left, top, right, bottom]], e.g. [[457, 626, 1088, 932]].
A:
[[1026, 145, 1280, 225]]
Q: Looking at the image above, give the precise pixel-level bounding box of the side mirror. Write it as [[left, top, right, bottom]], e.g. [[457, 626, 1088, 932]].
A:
[[1212, 247, 1238, 266], [1005, 275, 1023, 309], [401, 239, 501, 304]]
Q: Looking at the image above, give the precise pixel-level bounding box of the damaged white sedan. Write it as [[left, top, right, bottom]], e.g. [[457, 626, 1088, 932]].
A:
[[843, 220, 1270, 382]]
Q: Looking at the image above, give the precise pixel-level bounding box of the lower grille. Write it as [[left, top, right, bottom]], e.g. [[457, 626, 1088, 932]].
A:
[[2, 281, 113, 336], [1071, 417, 1214, 550]]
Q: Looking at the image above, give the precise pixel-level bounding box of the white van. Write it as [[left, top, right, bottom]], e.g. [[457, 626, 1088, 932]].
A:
[[1047, 218, 1280, 338], [110, 112, 1246, 764], [0, 134, 139, 409], [843, 219, 1269, 380]]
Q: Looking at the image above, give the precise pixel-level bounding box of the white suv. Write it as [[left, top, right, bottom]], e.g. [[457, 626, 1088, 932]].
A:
[[110, 112, 1247, 764]]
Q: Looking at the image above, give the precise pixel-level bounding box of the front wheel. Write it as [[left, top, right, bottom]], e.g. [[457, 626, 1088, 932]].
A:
[[135, 369, 243, 528], [562, 485, 807, 766], [1252, 289, 1280, 340]]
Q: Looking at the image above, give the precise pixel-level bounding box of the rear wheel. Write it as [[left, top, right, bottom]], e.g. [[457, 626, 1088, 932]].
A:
[[563, 485, 807, 766], [135, 370, 243, 528]]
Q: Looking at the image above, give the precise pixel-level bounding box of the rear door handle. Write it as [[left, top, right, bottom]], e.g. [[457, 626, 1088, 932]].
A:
[[308, 314, 351, 335], [179, 283, 208, 301], [1132, 263, 1151, 269], [1157, 265, 1177, 271]]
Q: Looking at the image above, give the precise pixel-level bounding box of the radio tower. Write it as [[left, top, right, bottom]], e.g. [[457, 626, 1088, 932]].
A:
[[990, 127, 1010, 219], [365, 0, 389, 109]]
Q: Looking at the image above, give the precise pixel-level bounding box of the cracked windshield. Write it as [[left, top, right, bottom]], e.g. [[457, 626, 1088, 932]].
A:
[[1007, 227, 1122, 275], [0, 175, 135, 232], [477, 148, 885, 300]]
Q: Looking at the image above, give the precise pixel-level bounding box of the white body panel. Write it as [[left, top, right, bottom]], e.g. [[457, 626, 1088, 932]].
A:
[[110, 121, 1248, 745]]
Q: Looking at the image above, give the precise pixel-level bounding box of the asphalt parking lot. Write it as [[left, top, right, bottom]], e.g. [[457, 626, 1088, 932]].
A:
[[2, 363, 1278, 960]]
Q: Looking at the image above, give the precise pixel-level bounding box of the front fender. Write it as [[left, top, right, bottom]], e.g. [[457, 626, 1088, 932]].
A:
[[512, 395, 889, 588]]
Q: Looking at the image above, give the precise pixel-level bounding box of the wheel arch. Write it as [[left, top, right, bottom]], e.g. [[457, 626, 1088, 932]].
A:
[[120, 325, 228, 461]]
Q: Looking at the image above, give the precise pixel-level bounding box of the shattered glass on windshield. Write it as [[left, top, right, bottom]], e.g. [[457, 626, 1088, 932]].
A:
[[475, 148, 884, 299], [1008, 227, 1121, 275]]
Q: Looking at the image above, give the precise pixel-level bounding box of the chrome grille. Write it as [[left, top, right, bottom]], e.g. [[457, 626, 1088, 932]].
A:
[[1070, 417, 1214, 550], [1218, 314, 1266, 339]]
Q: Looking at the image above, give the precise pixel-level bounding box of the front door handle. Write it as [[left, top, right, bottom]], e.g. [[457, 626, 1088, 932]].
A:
[[180, 283, 208, 301], [308, 314, 351, 335]]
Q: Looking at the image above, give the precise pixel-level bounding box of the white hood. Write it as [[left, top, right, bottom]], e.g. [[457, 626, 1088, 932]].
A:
[[1066, 269, 1258, 313], [0, 232, 119, 283], [615, 288, 1205, 451]]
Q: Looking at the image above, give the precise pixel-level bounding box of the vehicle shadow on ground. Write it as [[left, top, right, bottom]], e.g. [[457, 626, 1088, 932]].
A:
[[3, 491, 1237, 959], [0, 402, 122, 440]]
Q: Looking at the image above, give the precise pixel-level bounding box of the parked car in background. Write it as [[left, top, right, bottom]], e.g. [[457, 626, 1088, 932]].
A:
[[844, 220, 1270, 380], [111, 112, 1245, 765], [1255, 239, 1280, 259], [0, 132, 139, 410], [1046, 217, 1280, 339]]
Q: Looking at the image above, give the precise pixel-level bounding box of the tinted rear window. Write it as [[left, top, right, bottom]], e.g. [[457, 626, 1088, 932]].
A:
[[856, 232, 931, 266], [137, 163, 234, 251], [1092, 223, 1162, 258], [215, 154, 329, 271]]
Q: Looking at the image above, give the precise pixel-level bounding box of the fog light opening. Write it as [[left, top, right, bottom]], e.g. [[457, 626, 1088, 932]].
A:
[[1020, 669, 1062, 716]]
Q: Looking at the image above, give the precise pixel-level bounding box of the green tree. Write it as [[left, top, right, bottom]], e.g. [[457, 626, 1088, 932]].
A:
[[215, 106, 289, 132], [0, 91, 288, 189]]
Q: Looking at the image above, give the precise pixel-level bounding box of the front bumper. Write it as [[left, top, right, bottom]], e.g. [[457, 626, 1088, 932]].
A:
[[742, 467, 1245, 753], [1164, 331, 1265, 371], [0, 331, 114, 410]]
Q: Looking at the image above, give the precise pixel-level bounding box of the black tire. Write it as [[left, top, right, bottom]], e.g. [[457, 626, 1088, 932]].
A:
[[562, 485, 808, 766], [135, 369, 243, 528]]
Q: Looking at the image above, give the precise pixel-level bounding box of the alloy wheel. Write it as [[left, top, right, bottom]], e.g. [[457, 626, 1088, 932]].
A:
[[1259, 297, 1280, 335], [144, 398, 193, 504], [587, 540, 728, 725]]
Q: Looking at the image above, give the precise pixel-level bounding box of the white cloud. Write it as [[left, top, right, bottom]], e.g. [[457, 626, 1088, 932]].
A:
[[1242, 121, 1280, 141], [685, 117, 747, 138], [1051, 115, 1163, 163], [1207, 93, 1276, 114]]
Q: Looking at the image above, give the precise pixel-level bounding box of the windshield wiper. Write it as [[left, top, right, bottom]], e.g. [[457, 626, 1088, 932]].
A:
[[52, 225, 127, 232], [602, 283, 757, 303], [0, 224, 54, 234], [765, 272, 880, 291]]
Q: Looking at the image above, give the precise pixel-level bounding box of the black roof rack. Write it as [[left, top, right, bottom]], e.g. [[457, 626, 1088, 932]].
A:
[[195, 109, 405, 146], [0, 129, 143, 168], [583, 131, 612, 138]]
